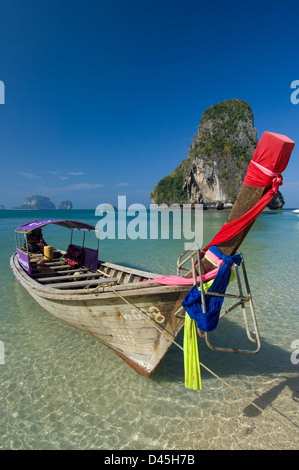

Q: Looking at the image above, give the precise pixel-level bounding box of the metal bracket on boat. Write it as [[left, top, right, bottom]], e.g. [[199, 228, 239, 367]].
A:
[[201, 258, 261, 355], [176, 243, 261, 355], [177, 242, 201, 285], [174, 242, 201, 319]]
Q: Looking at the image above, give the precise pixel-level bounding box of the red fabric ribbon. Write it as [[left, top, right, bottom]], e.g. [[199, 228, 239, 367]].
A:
[[203, 132, 295, 252]]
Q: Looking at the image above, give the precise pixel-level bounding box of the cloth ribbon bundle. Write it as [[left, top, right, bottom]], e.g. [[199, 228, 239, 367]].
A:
[[182, 132, 295, 390], [183, 246, 241, 390], [183, 313, 202, 390], [203, 132, 295, 252], [183, 246, 242, 332]]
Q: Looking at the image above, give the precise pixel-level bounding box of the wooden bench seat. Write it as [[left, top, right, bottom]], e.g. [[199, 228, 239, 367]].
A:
[[37, 272, 102, 284], [47, 277, 119, 290], [32, 267, 88, 279]]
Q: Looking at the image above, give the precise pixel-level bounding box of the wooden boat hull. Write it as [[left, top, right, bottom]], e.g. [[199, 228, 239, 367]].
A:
[[10, 253, 187, 376]]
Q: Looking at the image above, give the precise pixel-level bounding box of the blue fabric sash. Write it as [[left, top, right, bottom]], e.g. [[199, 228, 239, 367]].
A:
[[182, 246, 242, 332]]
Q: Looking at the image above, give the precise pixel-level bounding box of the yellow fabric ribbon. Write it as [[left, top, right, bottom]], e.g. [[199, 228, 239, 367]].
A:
[[183, 270, 236, 390], [183, 278, 214, 391], [184, 313, 202, 390]]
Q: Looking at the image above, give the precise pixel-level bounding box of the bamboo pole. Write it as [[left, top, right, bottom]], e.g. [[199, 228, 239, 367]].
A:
[[201, 185, 266, 274]]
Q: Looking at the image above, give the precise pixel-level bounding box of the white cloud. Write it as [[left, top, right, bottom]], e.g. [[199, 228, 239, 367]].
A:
[[46, 170, 84, 178], [67, 183, 104, 191], [115, 182, 131, 187], [19, 172, 36, 179], [30, 182, 105, 196]]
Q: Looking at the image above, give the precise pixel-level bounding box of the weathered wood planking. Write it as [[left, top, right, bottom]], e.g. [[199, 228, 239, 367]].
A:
[[10, 252, 186, 376]]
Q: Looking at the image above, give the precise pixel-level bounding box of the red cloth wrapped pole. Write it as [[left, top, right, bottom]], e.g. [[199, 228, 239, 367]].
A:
[[203, 132, 295, 252]]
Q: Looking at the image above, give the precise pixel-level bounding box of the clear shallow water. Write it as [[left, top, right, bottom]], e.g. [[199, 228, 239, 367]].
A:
[[0, 209, 299, 450]]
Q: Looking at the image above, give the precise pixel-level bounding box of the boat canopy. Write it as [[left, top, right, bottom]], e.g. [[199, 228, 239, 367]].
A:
[[15, 219, 97, 233], [14, 219, 99, 273]]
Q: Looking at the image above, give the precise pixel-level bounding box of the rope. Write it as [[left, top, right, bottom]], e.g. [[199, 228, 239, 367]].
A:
[[91, 269, 298, 439]]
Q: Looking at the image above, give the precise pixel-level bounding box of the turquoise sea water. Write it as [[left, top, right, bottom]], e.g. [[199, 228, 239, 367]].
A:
[[0, 209, 299, 450]]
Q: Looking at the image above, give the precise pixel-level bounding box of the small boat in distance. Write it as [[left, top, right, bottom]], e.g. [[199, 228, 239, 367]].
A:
[[292, 209, 299, 214]]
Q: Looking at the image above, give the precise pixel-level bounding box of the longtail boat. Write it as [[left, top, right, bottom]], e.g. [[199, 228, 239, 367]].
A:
[[10, 132, 295, 376]]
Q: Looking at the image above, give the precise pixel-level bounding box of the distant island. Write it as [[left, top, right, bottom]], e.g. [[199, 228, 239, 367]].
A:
[[13, 195, 73, 210], [59, 200, 73, 210], [150, 98, 284, 210]]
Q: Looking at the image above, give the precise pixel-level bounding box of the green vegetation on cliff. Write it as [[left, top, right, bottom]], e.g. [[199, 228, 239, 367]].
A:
[[150, 172, 188, 205], [190, 99, 255, 164]]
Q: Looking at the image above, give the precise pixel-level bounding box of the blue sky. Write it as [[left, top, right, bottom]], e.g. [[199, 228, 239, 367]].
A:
[[0, 0, 299, 209]]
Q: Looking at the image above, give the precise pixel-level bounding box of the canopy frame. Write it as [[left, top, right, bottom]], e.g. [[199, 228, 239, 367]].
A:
[[15, 219, 97, 234], [14, 219, 100, 275]]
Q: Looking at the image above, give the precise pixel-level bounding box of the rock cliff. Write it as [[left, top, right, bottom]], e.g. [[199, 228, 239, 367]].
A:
[[59, 200, 73, 210], [13, 195, 56, 210], [150, 99, 284, 209]]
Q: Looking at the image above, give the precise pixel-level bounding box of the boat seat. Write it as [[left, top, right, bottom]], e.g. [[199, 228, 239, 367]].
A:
[[65, 244, 84, 267], [31, 267, 88, 279], [46, 277, 119, 290], [37, 272, 103, 283]]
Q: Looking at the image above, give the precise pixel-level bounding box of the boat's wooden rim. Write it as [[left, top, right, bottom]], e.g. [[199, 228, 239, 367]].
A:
[[10, 252, 190, 301]]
